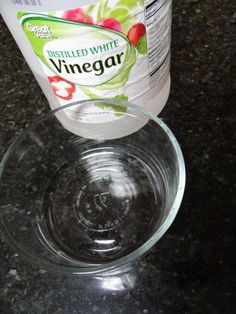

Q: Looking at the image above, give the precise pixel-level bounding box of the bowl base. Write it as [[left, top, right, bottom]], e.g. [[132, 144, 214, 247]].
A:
[[38, 143, 166, 264]]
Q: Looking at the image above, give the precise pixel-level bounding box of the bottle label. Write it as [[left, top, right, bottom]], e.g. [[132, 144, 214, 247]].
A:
[[18, 0, 171, 121]]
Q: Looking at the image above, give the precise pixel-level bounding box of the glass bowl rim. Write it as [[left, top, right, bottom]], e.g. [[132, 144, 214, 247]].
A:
[[0, 98, 186, 275]]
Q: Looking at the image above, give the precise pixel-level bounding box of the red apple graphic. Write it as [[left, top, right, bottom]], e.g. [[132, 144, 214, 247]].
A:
[[127, 23, 146, 47], [98, 18, 121, 32], [62, 8, 93, 24]]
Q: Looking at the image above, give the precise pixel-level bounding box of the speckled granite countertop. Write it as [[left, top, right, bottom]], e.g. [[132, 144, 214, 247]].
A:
[[0, 1, 235, 313]]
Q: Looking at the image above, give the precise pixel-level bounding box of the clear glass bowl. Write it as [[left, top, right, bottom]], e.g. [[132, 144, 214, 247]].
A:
[[0, 99, 185, 275]]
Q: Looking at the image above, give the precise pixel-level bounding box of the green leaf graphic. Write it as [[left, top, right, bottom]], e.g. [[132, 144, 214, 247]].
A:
[[137, 35, 147, 55], [17, 11, 27, 19], [139, 0, 145, 6], [97, 0, 110, 22], [107, 7, 130, 23], [84, 3, 97, 16], [48, 11, 57, 17], [96, 95, 128, 116], [117, 0, 144, 9], [80, 87, 127, 116], [117, 0, 137, 8]]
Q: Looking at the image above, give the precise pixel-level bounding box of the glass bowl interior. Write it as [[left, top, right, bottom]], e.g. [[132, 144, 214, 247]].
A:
[[0, 99, 185, 274]]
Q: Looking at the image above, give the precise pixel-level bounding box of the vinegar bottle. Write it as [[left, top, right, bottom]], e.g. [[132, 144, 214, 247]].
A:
[[0, 0, 172, 138]]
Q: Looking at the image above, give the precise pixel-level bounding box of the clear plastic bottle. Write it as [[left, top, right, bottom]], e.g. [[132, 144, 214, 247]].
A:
[[0, 0, 172, 138]]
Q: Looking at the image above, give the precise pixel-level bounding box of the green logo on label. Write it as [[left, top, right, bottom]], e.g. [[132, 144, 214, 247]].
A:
[[19, 14, 136, 89]]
